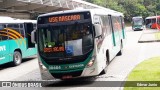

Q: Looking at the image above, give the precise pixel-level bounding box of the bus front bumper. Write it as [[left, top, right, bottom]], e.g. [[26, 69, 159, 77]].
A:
[[39, 62, 100, 80]]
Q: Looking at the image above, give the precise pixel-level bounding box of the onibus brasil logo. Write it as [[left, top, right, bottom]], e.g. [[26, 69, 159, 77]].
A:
[[0, 28, 26, 46]]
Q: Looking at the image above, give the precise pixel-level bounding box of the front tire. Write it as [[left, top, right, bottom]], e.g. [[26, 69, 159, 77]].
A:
[[117, 50, 122, 56], [12, 51, 22, 66]]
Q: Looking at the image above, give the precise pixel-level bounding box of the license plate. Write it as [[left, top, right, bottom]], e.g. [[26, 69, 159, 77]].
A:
[[62, 75, 73, 79]]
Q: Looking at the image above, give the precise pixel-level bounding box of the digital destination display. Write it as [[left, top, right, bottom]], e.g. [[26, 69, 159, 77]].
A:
[[48, 14, 82, 23], [44, 47, 65, 52], [38, 12, 91, 24]]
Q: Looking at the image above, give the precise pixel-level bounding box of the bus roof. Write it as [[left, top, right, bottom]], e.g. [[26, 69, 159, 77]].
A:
[[38, 8, 123, 18], [0, 19, 36, 24], [0, 16, 14, 20], [145, 16, 160, 19]]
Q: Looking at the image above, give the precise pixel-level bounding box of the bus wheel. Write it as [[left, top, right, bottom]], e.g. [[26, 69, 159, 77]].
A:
[[99, 69, 107, 75], [13, 51, 22, 66], [117, 50, 122, 56], [106, 50, 110, 65]]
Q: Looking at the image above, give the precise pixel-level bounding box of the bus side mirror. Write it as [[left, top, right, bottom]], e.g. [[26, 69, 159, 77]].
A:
[[31, 29, 37, 44], [94, 24, 102, 38]]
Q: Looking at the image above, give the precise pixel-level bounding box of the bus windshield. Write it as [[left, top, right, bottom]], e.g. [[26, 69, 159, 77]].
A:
[[133, 18, 143, 25], [38, 22, 93, 58]]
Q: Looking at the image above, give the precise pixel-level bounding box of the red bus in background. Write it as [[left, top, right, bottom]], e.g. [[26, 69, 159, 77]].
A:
[[145, 16, 160, 30]]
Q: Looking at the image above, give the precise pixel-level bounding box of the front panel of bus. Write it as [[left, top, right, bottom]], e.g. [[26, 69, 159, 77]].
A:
[[37, 11, 96, 79], [132, 18, 143, 30]]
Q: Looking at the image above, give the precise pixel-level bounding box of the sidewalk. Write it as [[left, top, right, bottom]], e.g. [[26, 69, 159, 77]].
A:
[[138, 28, 160, 43]]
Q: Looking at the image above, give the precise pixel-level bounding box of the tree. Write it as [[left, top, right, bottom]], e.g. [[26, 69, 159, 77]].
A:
[[84, 0, 160, 21]]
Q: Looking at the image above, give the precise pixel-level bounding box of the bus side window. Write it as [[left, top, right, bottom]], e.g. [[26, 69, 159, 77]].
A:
[[104, 16, 111, 35], [158, 18, 160, 24], [7, 24, 20, 32], [0, 24, 4, 30], [112, 16, 119, 32], [33, 24, 37, 30], [13, 24, 20, 33], [118, 17, 122, 31], [7, 24, 20, 39], [107, 16, 112, 35], [0, 24, 8, 41], [121, 17, 125, 29], [3, 25, 6, 28], [101, 15, 112, 36], [20, 24, 25, 37], [99, 16, 106, 38]]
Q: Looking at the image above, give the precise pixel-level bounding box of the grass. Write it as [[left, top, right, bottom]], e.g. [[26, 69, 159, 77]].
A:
[[124, 57, 160, 90]]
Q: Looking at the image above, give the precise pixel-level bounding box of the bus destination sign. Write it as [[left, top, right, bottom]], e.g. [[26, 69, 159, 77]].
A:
[[48, 14, 82, 23]]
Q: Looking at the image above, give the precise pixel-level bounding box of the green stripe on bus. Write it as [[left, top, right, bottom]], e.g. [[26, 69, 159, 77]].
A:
[[40, 51, 93, 73]]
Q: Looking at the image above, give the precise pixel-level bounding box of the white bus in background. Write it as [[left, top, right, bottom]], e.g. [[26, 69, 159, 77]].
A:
[[32, 8, 126, 80]]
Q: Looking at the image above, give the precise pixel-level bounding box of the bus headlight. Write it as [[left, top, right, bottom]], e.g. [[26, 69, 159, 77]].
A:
[[87, 56, 95, 68]]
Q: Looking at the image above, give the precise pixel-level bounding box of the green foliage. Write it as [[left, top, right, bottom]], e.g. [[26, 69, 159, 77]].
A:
[[84, 0, 160, 21]]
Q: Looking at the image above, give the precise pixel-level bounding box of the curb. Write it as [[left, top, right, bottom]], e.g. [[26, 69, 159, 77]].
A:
[[138, 40, 160, 43], [138, 30, 160, 43]]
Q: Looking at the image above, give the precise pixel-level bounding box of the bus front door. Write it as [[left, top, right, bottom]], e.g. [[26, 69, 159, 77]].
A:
[[23, 23, 37, 57], [24, 23, 35, 48]]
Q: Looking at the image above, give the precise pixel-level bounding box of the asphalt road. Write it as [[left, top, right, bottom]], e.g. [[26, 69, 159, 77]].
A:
[[0, 28, 160, 90]]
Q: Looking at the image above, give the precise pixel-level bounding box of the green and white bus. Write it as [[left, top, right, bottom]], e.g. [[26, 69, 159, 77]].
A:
[[132, 16, 144, 31], [32, 8, 126, 80], [0, 18, 37, 66]]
